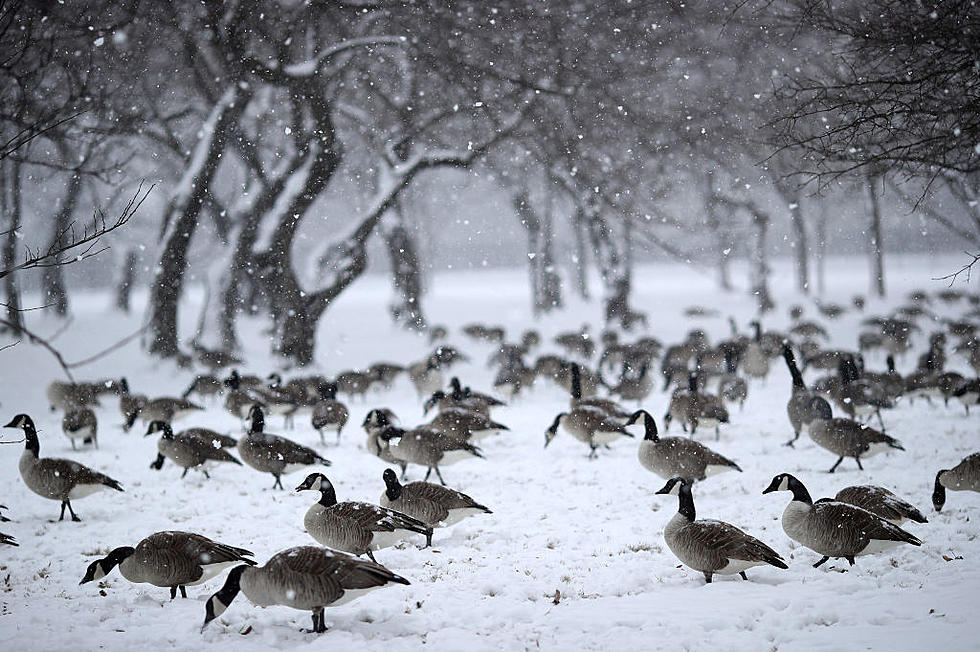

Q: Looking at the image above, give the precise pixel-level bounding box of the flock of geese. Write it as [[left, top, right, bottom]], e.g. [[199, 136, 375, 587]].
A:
[[2, 285, 979, 635]]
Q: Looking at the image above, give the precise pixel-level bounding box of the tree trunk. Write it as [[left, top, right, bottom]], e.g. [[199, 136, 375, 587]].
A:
[[774, 178, 810, 294], [383, 208, 426, 331], [572, 205, 590, 299], [866, 171, 886, 298], [749, 206, 774, 314], [146, 86, 247, 359], [513, 188, 544, 315], [815, 203, 828, 296], [539, 183, 562, 312], [115, 249, 138, 314], [704, 171, 733, 291], [41, 169, 82, 317], [587, 204, 645, 329], [1, 159, 22, 334]]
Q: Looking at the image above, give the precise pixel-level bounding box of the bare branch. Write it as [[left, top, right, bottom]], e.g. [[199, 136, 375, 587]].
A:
[[933, 252, 980, 286]]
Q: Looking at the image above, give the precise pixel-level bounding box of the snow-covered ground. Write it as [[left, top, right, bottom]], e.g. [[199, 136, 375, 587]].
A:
[[0, 255, 977, 651]]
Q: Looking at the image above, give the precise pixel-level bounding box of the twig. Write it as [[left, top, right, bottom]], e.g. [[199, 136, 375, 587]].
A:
[[0, 340, 20, 353], [0, 438, 26, 445], [66, 324, 147, 368], [0, 316, 75, 382], [933, 252, 980, 286]]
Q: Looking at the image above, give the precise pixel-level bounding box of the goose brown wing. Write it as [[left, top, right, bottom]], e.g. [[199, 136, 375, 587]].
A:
[[40, 458, 123, 492], [334, 502, 429, 535], [404, 482, 490, 512], [812, 500, 921, 547], [159, 531, 255, 565], [835, 486, 927, 523], [183, 428, 238, 449], [270, 546, 408, 593], [251, 432, 325, 464], [692, 520, 787, 566]]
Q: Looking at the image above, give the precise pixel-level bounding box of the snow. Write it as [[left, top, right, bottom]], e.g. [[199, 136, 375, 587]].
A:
[[0, 254, 977, 650]]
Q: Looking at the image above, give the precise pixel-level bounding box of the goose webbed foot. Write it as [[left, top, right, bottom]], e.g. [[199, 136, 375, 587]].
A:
[[181, 468, 189, 479], [702, 572, 713, 584], [813, 556, 830, 568], [845, 556, 855, 566], [366, 549, 378, 563], [828, 457, 843, 473]]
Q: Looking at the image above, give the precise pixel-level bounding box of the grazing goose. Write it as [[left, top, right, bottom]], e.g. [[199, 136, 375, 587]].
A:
[[933, 453, 980, 512], [802, 397, 905, 473], [145, 421, 242, 479], [203, 546, 409, 634], [117, 378, 148, 431], [741, 322, 770, 380], [544, 407, 634, 459], [369, 362, 405, 389], [656, 477, 787, 583], [408, 357, 443, 398], [830, 485, 928, 525], [311, 382, 349, 445], [62, 408, 98, 450], [630, 410, 741, 482], [6, 414, 123, 521], [762, 473, 921, 567], [46, 381, 100, 412], [379, 468, 491, 543], [424, 390, 490, 418], [426, 408, 509, 441], [80, 531, 255, 599], [296, 473, 432, 560], [380, 423, 484, 486], [139, 397, 205, 425], [239, 406, 331, 489], [181, 374, 224, 401]]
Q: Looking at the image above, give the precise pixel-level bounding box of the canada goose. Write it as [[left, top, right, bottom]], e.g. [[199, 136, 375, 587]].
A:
[[783, 344, 819, 447], [802, 397, 904, 473], [380, 423, 484, 485], [295, 473, 432, 560], [426, 408, 509, 441], [408, 357, 443, 398], [492, 363, 535, 399], [629, 410, 741, 482], [62, 407, 98, 450], [684, 374, 730, 439], [607, 361, 654, 403], [5, 414, 123, 521], [202, 546, 410, 634], [656, 477, 787, 583], [379, 469, 491, 543], [741, 322, 770, 379], [145, 421, 242, 479], [239, 406, 331, 489], [554, 326, 595, 359], [789, 321, 829, 341], [933, 453, 980, 512], [368, 362, 405, 389], [311, 383, 349, 445], [80, 531, 255, 599], [117, 378, 148, 432], [257, 373, 311, 428], [830, 485, 927, 525], [544, 407, 634, 459], [831, 356, 893, 427], [361, 409, 408, 473], [568, 363, 629, 418], [953, 378, 980, 415], [762, 473, 921, 568], [140, 397, 205, 425], [446, 376, 506, 410], [46, 381, 101, 412], [181, 374, 224, 401]]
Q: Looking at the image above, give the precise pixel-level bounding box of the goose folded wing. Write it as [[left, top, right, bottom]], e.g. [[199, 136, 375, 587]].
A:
[[691, 520, 784, 563], [813, 501, 921, 546], [408, 483, 489, 512]]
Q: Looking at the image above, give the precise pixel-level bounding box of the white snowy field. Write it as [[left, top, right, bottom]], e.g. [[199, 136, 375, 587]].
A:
[[0, 254, 977, 652]]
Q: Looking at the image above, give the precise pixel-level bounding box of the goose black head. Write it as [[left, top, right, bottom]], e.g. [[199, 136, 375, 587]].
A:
[[655, 477, 688, 496], [544, 413, 565, 448], [119, 377, 130, 394], [80, 546, 135, 585], [383, 468, 402, 501], [144, 420, 173, 438], [223, 370, 241, 389], [4, 414, 35, 430], [933, 469, 950, 512], [423, 392, 446, 415], [317, 382, 338, 401], [203, 564, 248, 630], [762, 473, 812, 505], [295, 472, 330, 493], [267, 372, 282, 388], [627, 409, 659, 441]]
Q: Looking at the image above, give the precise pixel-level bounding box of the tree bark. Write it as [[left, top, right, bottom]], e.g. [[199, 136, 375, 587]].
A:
[[704, 170, 734, 292], [866, 170, 886, 298], [383, 208, 426, 331], [1, 159, 22, 334], [749, 205, 774, 314], [571, 204, 590, 299], [146, 86, 247, 359], [114, 249, 138, 314], [774, 177, 810, 294], [41, 169, 81, 317]]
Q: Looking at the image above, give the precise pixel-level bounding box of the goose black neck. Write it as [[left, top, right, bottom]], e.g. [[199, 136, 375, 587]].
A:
[[570, 364, 582, 400], [677, 483, 696, 521], [384, 475, 403, 502], [106, 546, 135, 569], [783, 348, 806, 389], [249, 409, 265, 433], [752, 321, 762, 342], [318, 484, 338, 507], [788, 479, 813, 505], [23, 425, 39, 457], [631, 410, 659, 441], [687, 373, 699, 393], [215, 564, 245, 604]]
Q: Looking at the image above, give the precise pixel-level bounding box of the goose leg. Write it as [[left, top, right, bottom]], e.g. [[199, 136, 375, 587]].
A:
[[336, 426, 343, 445], [828, 457, 844, 473], [715, 426, 720, 441], [180, 585, 187, 598], [663, 412, 672, 431], [702, 571, 713, 584], [59, 501, 68, 521], [64, 500, 81, 522], [434, 466, 447, 486], [855, 457, 864, 471], [784, 431, 800, 447], [423, 467, 433, 482], [202, 469, 211, 480], [71, 439, 77, 451], [588, 446, 597, 460], [366, 550, 378, 563], [845, 556, 855, 565], [400, 462, 408, 479], [170, 586, 178, 600], [812, 556, 830, 568], [273, 474, 284, 490], [181, 468, 189, 479], [875, 409, 886, 430], [739, 572, 748, 580]]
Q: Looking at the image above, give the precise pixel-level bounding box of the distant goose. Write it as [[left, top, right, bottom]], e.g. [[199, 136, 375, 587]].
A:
[[408, 358, 443, 398], [6, 414, 123, 521], [783, 344, 819, 446], [426, 408, 509, 441], [181, 374, 224, 401], [361, 409, 409, 473], [239, 406, 331, 489], [296, 473, 432, 561], [568, 363, 630, 418], [46, 381, 100, 412], [380, 423, 483, 486], [311, 382, 349, 445], [379, 468, 491, 544], [203, 546, 410, 634], [145, 421, 242, 479], [629, 409, 741, 482], [802, 397, 904, 473], [117, 378, 148, 432], [139, 397, 205, 425], [763, 473, 921, 568], [828, 485, 927, 525], [656, 477, 787, 583], [545, 407, 634, 459], [741, 321, 770, 379], [933, 453, 980, 512], [62, 407, 98, 450], [80, 531, 255, 599]]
